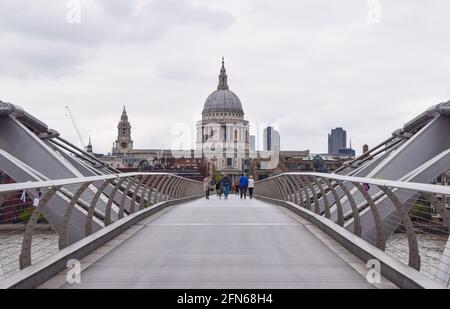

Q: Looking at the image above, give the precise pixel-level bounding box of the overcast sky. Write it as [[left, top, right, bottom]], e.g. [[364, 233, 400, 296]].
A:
[[1, 0, 449, 155]]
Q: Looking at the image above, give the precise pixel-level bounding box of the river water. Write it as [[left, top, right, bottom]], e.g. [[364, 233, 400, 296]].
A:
[[0, 231, 59, 279], [0, 231, 448, 282], [385, 233, 448, 279]]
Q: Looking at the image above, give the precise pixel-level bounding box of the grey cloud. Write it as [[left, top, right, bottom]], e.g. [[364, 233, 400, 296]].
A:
[[155, 58, 212, 82], [94, 0, 143, 19], [94, 0, 234, 42], [0, 0, 234, 78], [0, 2, 114, 46], [0, 36, 91, 78]]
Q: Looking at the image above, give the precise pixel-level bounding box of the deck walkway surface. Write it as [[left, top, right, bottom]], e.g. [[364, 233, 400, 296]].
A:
[[58, 195, 375, 289]]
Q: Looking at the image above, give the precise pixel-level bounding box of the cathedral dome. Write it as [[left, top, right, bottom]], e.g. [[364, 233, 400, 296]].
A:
[[202, 58, 244, 116], [203, 89, 243, 114]]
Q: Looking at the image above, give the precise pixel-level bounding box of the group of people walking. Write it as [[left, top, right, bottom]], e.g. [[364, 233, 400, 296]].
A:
[[203, 174, 255, 200], [238, 174, 254, 199]]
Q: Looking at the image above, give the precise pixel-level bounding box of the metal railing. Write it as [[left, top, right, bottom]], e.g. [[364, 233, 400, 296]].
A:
[[255, 172, 450, 287], [0, 172, 202, 280]]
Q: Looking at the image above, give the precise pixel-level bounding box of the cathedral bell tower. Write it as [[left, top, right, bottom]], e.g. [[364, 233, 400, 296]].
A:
[[113, 106, 133, 154]]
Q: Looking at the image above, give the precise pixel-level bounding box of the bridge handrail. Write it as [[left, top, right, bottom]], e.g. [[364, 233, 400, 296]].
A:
[[0, 172, 203, 280], [255, 172, 450, 288], [256, 172, 450, 196], [0, 172, 201, 194]]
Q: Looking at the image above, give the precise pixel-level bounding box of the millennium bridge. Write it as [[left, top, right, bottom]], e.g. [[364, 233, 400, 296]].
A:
[[0, 100, 449, 289]]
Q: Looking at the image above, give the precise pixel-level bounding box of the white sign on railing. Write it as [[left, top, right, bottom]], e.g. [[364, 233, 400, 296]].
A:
[[20, 190, 26, 203]]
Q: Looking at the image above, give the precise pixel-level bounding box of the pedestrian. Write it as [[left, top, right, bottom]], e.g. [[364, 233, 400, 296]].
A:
[[239, 174, 249, 199], [203, 175, 212, 200], [362, 183, 370, 193], [215, 177, 223, 199], [248, 175, 255, 199], [222, 174, 231, 200]]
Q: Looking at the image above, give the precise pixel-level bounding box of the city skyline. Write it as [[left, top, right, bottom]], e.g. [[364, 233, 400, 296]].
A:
[[104, 104, 346, 155], [1, 1, 450, 155]]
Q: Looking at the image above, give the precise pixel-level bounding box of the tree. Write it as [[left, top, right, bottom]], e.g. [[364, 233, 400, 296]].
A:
[[410, 203, 432, 222], [211, 166, 222, 185]]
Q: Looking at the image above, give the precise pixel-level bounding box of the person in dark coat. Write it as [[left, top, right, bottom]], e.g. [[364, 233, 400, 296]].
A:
[[215, 177, 223, 199], [222, 174, 231, 200]]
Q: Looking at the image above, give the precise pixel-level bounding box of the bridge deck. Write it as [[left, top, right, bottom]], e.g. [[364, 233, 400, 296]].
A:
[[58, 195, 375, 289]]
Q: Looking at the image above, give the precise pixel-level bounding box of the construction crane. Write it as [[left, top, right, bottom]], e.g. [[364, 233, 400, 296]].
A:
[[65, 106, 86, 149]]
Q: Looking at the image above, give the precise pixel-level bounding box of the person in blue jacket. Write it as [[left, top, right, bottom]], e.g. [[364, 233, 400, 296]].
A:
[[239, 174, 249, 199]]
